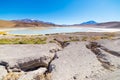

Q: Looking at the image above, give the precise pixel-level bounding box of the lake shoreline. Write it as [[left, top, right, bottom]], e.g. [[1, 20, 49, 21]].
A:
[[0, 27, 120, 35]]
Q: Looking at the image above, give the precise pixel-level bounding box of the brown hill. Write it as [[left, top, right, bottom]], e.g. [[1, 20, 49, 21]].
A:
[[13, 21, 56, 27], [0, 20, 56, 28], [96, 22, 120, 28], [0, 20, 16, 28]]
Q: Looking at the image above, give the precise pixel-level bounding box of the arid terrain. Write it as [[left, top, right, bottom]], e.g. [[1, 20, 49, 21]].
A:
[[0, 32, 120, 80], [1, 0, 120, 79]]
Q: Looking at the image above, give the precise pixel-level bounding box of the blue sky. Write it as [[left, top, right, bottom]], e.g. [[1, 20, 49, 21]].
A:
[[0, 0, 120, 24]]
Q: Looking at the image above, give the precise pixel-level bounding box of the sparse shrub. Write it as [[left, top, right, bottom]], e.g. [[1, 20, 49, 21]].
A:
[[49, 40, 55, 43], [104, 33, 116, 39], [69, 36, 79, 41], [90, 36, 101, 41], [81, 36, 88, 41], [101, 36, 109, 39], [18, 41, 25, 44]]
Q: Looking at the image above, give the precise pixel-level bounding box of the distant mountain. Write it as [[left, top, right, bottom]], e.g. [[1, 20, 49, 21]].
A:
[[72, 21, 120, 28], [12, 19, 47, 23], [0, 19, 120, 28], [0, 19, 56, 28], [81, 20, 97, 25], [12, 19, 56, 27]]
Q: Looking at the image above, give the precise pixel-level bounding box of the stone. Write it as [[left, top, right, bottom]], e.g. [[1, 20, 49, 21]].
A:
[[0, 43, 60, 72], [51, 42, 104, 80], [0, 66, 8, 80], [54, 39, 70, 48], [18, 68, 47, 80]]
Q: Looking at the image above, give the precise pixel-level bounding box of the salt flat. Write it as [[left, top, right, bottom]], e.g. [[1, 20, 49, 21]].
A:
[[1, 27, 120, 35]]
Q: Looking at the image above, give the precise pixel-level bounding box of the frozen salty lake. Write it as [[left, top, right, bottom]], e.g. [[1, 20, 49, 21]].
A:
[[8, 27, 120, 35]]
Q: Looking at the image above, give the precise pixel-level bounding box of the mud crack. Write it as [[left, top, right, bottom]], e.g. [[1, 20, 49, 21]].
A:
[[86, 42, 116, 70], [54, 38, 70, 49]]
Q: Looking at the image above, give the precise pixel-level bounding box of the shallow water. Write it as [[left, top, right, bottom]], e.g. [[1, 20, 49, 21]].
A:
[[8, 27, 120, 35]]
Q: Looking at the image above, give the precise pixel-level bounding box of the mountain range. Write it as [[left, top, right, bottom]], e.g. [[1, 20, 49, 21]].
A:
[[0, 19, 120, 28], [0, 19, 56, 28], [74, 21, 120, 28]]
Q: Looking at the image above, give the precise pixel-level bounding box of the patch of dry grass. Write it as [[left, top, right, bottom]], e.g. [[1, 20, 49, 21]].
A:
[[0, 31, 7, 35], [103, 32, 116, 39], [0, 37, 47, 44], [81, 33, 116, 41], [34, 73, 51, 80], [69, 36, 79, 41], [81, 36, 88, 41], [2, 72, 21, 80], [90, 36, 102, 41]]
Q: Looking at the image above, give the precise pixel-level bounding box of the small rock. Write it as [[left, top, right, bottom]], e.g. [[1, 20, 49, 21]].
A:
[[85, 76, 88, 78]]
